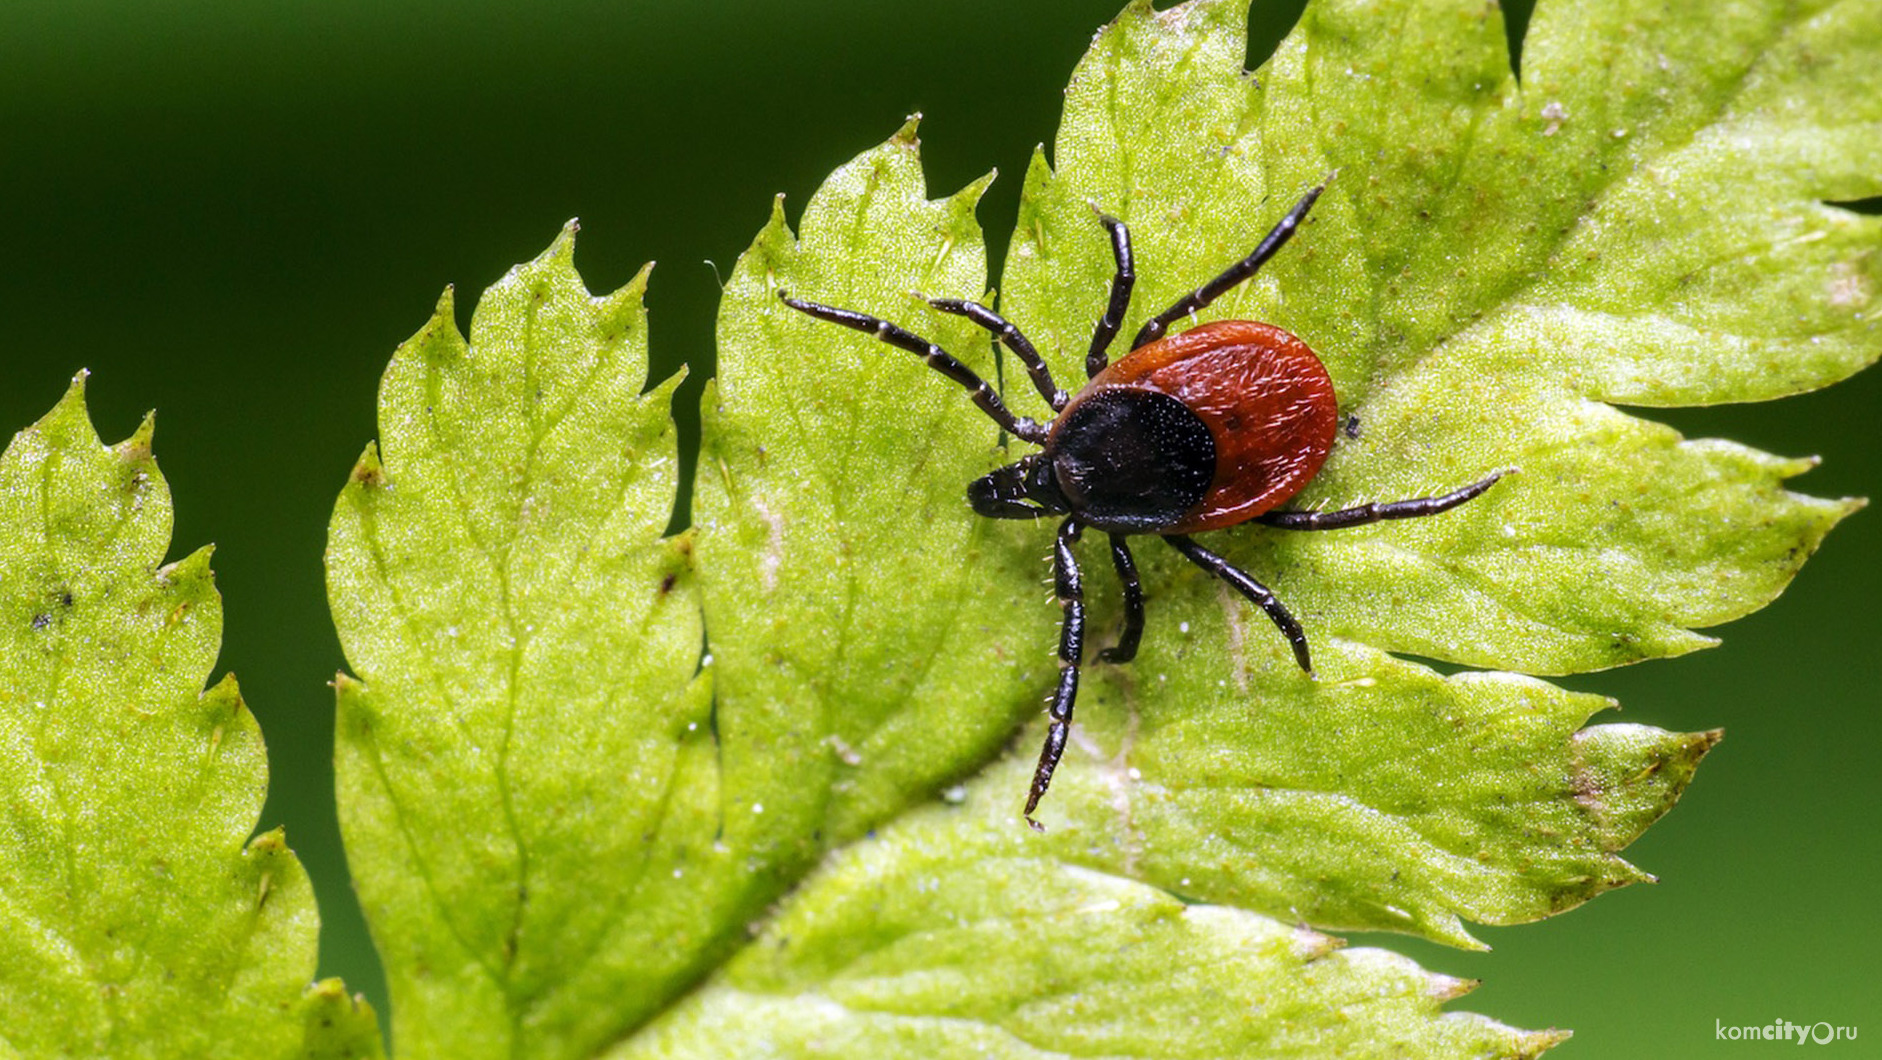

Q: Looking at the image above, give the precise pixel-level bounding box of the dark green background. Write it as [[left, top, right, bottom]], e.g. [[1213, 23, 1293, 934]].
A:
[[2, 1, 1875, 1053]]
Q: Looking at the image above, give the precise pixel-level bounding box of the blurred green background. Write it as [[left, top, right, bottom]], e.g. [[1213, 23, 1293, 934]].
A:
[[1, 0, 1875, 1053]]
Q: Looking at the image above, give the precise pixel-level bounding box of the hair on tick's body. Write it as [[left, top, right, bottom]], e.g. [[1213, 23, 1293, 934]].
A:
[[779, 180, 1506, 829]]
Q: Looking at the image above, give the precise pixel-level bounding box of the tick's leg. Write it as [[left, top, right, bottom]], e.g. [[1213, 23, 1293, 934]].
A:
[[1258, 470, 1507, 531], [1026, 518, 1087, 830], [1098, 533, 1144, 664], [1164, 534, 1312, 674], [926, 297, 1067, 411], [1087, 213, 1136, 378], [779, 291, 1048, 443], [1131, 180, 1327, 350]]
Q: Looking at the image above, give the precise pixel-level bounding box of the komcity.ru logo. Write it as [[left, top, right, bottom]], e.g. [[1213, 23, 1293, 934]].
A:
[[1716, 1019, 1859, 1045]]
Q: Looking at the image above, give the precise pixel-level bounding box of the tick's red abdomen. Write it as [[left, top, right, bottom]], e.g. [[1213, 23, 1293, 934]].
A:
[[1089, 319, 1338, 534]]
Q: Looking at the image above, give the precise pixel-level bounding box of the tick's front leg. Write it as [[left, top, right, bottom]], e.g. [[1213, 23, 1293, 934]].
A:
[[1026, 517, 1087, 830]]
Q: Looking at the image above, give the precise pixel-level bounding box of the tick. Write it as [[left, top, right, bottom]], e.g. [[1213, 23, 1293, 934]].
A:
[[780, 180, 1505, 828]]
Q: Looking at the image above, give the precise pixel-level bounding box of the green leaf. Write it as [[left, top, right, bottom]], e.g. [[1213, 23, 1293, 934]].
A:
[[327, 0, 1874, 1055], [0, 377, 377, 1059], [328, 228, 711, 1058], [611, 786, 1566, 1060], [696, 120, 1041, 856], [977, 0, 1868, 926], [1003, 0, 1871, 675]]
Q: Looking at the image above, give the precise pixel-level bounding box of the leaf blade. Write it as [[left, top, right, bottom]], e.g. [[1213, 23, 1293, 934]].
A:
[[609, 779, 1567, 1060], [0, 378, 357, 1058], [695, 118, 1047, 858], [328, 232, 712, 1058]]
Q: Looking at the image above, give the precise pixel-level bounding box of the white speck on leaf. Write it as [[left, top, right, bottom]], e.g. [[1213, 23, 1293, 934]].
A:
[[1540, 101, 1568, 136]]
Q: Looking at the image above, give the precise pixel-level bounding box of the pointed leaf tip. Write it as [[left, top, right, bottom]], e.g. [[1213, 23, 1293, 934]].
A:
[[953, 168, 999, 208], [115, 409, 157, 459], [157, 542, 216, 583], [626, 258, 659, 298], [246, 826, 289, 858], [348, 442, 385, 488], [1528, 1028, 1575, 1055], [545, 218, 581, 263], [301, 978, 386, 1060], [1424, 972, 1480, 1001], [37, 370, 102, 445]]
